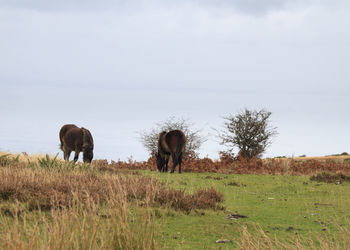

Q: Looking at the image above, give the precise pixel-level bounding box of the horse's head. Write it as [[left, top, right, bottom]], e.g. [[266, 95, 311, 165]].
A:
[[82, 128, 94, 163], [83, 146, 93, 163]]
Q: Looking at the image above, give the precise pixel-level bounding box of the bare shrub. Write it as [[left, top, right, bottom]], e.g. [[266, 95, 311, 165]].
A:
[[139, 117, 206, 159]]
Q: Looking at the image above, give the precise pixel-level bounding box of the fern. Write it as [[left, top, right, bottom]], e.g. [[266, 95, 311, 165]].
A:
[[38, 154, 60, 169]]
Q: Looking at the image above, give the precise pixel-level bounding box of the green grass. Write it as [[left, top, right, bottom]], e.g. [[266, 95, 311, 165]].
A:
[[142, 171, 350, 249]]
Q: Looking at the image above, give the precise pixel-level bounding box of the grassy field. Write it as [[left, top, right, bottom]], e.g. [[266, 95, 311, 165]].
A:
[[1, 152, 350, 249], [144, 171, 350, 249]]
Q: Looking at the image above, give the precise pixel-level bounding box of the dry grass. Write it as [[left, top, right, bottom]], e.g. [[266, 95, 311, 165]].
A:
[[0, 154, 161, 249], [0, 153, 225, 249], [0, 151, 63, 163], [0, 183, 160, 250], [0, 154, 224, 213], [237, 222, 350, 250], [267, 154, 350, 163]]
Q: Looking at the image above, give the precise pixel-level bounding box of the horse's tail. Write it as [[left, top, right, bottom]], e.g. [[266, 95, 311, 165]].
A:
[[59, 126, 67, 151], [172, 131, 186, 167], [176, 132, 185, 157], [59, 135, 63, 150]]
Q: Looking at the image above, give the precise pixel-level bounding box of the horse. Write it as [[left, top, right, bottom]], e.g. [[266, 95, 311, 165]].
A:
[[59, 124, 94, 163], [156, 130, 186, 173]]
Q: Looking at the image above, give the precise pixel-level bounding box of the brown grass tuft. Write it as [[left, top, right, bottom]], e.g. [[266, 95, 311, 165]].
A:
[[310, 172, 350, 184], [0, 156, 224, 213], [154, 187, 224, 214]]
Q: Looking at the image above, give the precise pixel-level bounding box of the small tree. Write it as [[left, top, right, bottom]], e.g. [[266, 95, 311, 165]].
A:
[[218, 109, 278, 160], [139, 117, 206, 159]]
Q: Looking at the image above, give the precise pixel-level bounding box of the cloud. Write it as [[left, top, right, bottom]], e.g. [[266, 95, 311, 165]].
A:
[[1, 0, 350, 160], [212, 0, 348, 15], [0, 0, 349, 95], [0, 0, 348, 15]]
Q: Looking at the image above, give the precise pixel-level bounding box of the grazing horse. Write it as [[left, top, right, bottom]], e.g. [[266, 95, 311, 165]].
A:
[[156, 130, 186, 173], [59, 124, 94, 163]]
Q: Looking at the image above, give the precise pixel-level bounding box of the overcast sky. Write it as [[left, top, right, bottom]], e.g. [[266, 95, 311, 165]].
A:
[[1, 0, 349, 161]]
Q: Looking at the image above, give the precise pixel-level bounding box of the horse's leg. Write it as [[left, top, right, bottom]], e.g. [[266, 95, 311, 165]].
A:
[[159, 157, 164, 172], [165, 158, 169, 172], [64, 149, 71, 162], [178, 152, 183, 174], [73, 150, 80, 162], [63, 149, 67, 161], [170, 153, 178, 173]]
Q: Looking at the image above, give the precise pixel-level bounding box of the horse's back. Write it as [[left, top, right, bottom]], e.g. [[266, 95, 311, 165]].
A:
[[165, 130, 186, 153], [60, 124, 78, 138], [59, 124, 81, 150]]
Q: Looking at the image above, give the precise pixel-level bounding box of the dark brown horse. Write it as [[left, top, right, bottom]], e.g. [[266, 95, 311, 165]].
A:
[[156, 130, 186, 173], [59, 124, 94, 163]]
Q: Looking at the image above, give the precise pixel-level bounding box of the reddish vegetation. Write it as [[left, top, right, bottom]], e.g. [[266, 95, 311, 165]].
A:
[[94, 152, 350, 175], [0, 163, 223, 213], [153, 187, 224, 214]]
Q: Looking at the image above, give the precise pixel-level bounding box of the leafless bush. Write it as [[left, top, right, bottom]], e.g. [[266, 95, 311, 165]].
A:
[[139, 117, 206, 159]]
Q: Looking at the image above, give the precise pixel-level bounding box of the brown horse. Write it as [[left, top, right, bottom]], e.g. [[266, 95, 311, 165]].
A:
[[59, 124, 94, 163], [156, 130, 186, 173]]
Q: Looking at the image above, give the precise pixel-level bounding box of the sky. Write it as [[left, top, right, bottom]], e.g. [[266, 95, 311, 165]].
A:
[[0, 0, 349, 161]]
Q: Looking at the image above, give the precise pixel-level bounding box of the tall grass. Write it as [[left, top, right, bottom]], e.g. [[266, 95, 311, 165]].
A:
[[0, 153, 224, 249], [237, 222, 350, 249], [0, 154, 161, 249], [0, 151, 62, 164], [0, 191, 160, 249]]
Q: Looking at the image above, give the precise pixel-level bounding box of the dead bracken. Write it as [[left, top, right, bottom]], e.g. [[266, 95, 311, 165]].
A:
[[92, 154, 350, 176]]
